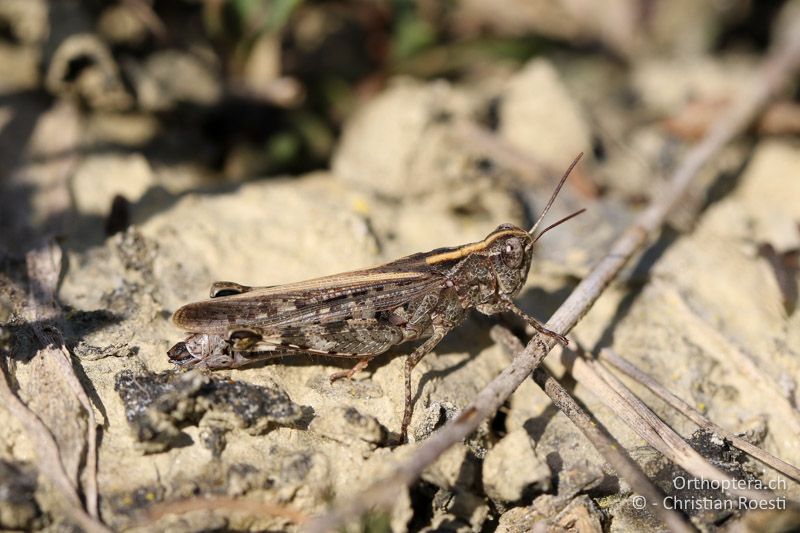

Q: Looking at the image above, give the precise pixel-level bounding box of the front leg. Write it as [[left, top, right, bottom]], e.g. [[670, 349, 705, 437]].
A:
[[478, 296, 568, 347]]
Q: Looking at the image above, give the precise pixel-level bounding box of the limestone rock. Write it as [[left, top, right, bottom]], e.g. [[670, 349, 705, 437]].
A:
[[71, 154, 155, 217], [332, 79, 480, 197], [483, 428, 551, 503], [499, 59, 592, 172], [309, 405, 387, 455]]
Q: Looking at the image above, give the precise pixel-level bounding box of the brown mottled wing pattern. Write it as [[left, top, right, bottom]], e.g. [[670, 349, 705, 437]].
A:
[[172, 256, 446, 336], [251, 320, 406, 357]]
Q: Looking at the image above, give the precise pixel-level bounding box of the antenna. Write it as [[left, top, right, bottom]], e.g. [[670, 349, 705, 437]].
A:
[[532, 208, 586, 243], [528, 152, 583, 237]]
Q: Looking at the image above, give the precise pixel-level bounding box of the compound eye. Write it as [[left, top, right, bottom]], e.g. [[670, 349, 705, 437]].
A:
[[502, 238, 524, 268]]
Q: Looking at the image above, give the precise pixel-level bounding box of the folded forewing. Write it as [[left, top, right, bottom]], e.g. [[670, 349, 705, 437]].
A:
[[173, 268, 443, 334], [249, 319, 406, 357]]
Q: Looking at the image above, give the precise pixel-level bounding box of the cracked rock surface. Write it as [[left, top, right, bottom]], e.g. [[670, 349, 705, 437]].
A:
[[1, 4, 800, 530]]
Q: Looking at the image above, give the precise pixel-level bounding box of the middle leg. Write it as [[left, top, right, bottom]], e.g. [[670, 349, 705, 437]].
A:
[[401, 327, 449, 443]]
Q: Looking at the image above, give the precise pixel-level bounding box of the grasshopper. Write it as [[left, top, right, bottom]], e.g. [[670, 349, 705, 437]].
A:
[[168, 153, 585, 441]]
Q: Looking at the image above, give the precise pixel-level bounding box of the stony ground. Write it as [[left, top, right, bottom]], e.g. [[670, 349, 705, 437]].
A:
[[1, 2, 800, 532]]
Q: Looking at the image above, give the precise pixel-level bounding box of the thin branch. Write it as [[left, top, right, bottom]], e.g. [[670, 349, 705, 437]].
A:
[[598, 348, 800, 483], [653, 281, 800, 435], [535, 367, 696, 528], [492, 327, 697, 533], [304, 18, 800, 533], [553, 346, 771, 503], [505, 324, 795, 524], [26, 242, 100, 518], [143, 496, 308, 525], [0, 360, 110, 533], [59, 343, 99, 519]]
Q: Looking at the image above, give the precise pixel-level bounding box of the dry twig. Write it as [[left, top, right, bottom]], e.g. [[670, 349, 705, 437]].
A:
[[144, 496, 308, 525], [25, 242, 100, 519], [551, 346, 772, 503], [305, 19, 800, 533], [492, 326, 697, 533], [598, 348, 800, 483], [0, 362, 110, 533], [654, 281, 800, 434]]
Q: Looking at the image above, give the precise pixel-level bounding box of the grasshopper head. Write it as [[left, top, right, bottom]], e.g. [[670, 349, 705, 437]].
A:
[[487, 151, 584, 299], [487, 224, 535, 297]]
